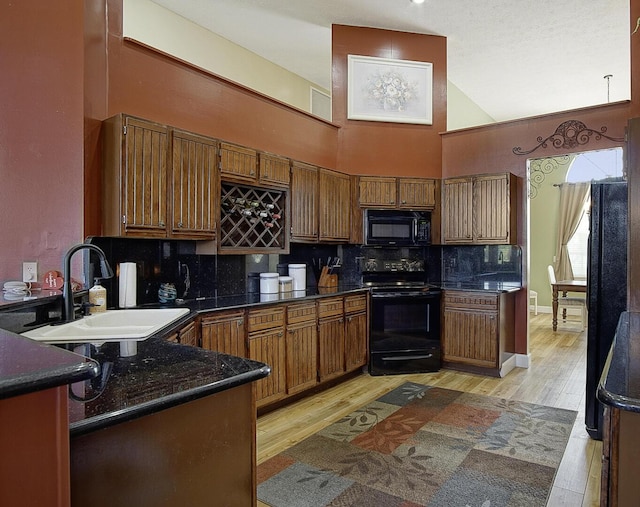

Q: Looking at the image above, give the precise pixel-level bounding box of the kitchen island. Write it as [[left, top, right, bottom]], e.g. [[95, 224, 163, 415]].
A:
[[597, 312, 640, 506]]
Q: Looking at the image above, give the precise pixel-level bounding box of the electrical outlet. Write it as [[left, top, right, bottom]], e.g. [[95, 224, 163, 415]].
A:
[[22, 261, 38, 283]]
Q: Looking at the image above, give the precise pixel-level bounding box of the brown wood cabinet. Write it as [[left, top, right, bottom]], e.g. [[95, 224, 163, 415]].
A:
[[317, 297, 345, 382], [290, 161, 319, 242], [442, 290, 515, 377], [102, 114, 169, 238], [442, 172, 517, 245], [247, 306, 287, 407], [359, 176, 437, 210], [218, 142, 258, 183], [201, 310, 246, 357], [102, 114, 219, 240], [166, 319, 200, 347], [285, 302, 318, 395], [219, 142, 290, 189], [259, 152, 290, 188], [171, 129, 218, 240], [319, 168, 351, 242], [344, 294, 368, 372], [601, 406, 640, 506]]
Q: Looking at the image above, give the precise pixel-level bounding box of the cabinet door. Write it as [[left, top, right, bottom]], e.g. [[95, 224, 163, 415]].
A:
[[319, 168, 350, 242], [359, 176, 397, 207], [398, 178, 437, 209], [259, 152, 290, 188], [171, 130, 218, 239], [219, 142, 257, 183], [248, 328, 286, 406], [318, 316, 345, 382], [345, 311, 367, 372], [201, 310, 246, 357], [121, 116, 169, 237], [474, 173, 514, 243], [442, 177, 473, 244], [167, 320, 199, 347], [286, 321, 318, 394], [442, 308, 498, 368], [290, 162, 319, 242]]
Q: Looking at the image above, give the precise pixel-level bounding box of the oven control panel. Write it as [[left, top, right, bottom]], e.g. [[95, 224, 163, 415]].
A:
[[363, 258, 424, 272]]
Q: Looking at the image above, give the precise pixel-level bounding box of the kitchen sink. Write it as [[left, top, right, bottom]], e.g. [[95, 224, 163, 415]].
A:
[[21, 308, 190, 344]]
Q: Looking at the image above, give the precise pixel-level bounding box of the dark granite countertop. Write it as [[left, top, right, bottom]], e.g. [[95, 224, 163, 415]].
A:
[[0, 328, 99, 399], [439, 281, 522, 293], [597, 312, 640, 413], [65, 337, 269, 437]]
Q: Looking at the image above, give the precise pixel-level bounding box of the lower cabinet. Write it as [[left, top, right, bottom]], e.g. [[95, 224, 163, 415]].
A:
[[198, 292, 369, 410], [317, 297, 346, 382], [442, 290, 515, 377], [166, 320, 199, 347], [285, 302, 318, 395], [344, 294, 368, 373], [247, 307, 287, 408], [201, 310, 246, 357]]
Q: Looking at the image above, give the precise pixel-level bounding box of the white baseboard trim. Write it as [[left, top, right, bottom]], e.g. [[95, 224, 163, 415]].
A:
[[515, 353, 531, 368], [500, 355, 518, 377]]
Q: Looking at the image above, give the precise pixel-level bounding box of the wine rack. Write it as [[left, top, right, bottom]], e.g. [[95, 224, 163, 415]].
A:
[[219, 183, 287, 252]]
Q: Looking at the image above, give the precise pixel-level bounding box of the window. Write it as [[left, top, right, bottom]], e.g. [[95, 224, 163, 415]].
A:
[[565, 148, 623, 279]]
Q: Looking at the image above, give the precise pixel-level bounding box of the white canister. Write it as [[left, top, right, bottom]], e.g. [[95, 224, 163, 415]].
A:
[[288, 264, 306, 291], [259, 272, 279, 294]]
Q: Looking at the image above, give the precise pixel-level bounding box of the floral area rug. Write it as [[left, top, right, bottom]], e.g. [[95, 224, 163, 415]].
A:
[[257, 382, 576, 507]]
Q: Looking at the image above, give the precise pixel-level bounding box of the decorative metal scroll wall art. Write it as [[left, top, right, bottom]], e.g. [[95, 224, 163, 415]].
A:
[[512, 120, 624, 156], [528, 155, 572, 199]]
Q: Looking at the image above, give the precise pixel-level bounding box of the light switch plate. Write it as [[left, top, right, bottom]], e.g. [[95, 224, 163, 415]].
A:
[[22, 261, 38, 283]]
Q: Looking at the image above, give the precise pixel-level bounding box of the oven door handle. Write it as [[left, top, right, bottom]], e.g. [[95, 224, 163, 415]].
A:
[[381, 354, 433, 361]]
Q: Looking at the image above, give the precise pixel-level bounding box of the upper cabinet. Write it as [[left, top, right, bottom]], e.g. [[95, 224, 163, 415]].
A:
[[219, 142, 289, 189], [102, 114, 218, 240], [171, 129, 218, 240], [290, 163, 351, 244], [359, 176, 437, 210], [442, 172, 517, 245], [290, 161, 319, 243], [102, 114, 170, 238], [319, 168, 351, 242]]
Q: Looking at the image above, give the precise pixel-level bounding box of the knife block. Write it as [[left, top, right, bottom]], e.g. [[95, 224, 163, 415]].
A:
[[318, 266, 338, 288]]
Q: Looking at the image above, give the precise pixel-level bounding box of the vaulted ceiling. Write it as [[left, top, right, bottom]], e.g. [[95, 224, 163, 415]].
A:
[[151, 0, 630, 123]]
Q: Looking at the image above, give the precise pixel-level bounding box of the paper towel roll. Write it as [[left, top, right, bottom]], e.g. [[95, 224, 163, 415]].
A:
[[119, 262, 137, 308]]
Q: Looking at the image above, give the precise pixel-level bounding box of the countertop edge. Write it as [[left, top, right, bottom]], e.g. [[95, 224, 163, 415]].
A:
[[597, 312, 640, 413], [69, 363, 270, 437]]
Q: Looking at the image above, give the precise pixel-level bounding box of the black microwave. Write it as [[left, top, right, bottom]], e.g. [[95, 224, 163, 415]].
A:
[[364, 210, 431, 246]]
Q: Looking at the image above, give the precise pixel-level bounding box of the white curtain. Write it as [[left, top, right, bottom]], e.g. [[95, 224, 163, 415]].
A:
[[554, 182, 590, 280]]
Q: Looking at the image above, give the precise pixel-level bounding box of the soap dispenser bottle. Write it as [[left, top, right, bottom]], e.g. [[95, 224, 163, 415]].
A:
[[89, 278, 107, 313]]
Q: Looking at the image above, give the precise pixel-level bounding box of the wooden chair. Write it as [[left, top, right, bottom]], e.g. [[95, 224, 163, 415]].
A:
[[547, 265, 587, 329]]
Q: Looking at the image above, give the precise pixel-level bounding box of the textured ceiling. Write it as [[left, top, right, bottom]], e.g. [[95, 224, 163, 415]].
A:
[[150, 0, 630, 123]]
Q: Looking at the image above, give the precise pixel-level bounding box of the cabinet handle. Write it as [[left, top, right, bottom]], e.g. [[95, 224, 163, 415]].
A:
[[401, 200, 406, 204], [390, 200, 395, 204], [159, 220, 165, 227], [178, 222, 183, 228]]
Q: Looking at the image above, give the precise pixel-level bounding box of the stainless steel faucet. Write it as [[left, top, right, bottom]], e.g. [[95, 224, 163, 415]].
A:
[[62, 243, 114, 323]]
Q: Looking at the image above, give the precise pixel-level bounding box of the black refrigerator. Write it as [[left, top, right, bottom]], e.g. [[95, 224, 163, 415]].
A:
[[586, 180, 627, 440]]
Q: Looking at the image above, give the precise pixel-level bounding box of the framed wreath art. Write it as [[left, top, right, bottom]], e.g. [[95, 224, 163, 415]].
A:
[[347, 54, 433, 125]]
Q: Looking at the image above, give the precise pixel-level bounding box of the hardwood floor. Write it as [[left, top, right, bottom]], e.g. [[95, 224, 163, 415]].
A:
[[256, 312, 601, 506]]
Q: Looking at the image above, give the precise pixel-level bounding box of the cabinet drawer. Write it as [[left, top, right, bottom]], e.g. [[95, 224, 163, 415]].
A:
[[443, 291, 498, 311], [247, 306, 285, 332], [287, 302, 317, 325], [344, 294, 367, 314], [317, 297, 344, 319]]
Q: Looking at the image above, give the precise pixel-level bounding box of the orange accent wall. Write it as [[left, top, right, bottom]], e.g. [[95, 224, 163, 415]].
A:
[[331, 25, 446, 178], [0, 0, 85, 282]]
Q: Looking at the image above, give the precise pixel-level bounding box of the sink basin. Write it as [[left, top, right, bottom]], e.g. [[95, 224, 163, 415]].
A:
[[22, 308, 190, 344]]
